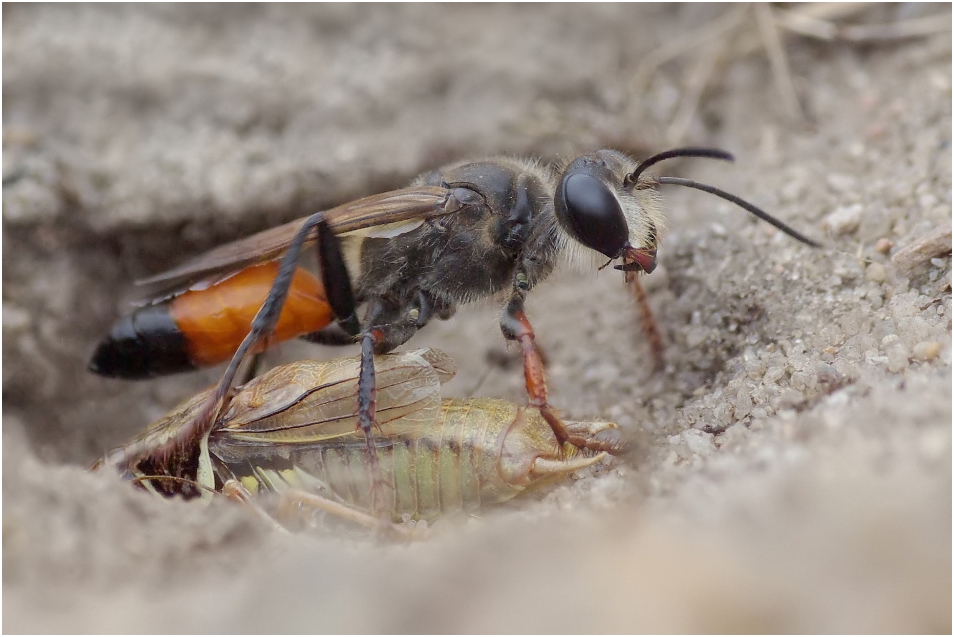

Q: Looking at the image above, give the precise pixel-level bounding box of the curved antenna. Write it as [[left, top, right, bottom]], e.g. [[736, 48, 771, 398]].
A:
[[658, 176, 821, 247], [625, 147, 734, 187]]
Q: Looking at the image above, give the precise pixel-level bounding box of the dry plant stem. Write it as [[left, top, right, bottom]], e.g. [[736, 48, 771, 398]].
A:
[[666, 36, 727, 145], [630, 5, 746, 99], [634, 3, 945, 141], [222, 480, 289, 534], [791, 2, 878, 22], [774, 8, 952, 42], [755, 3, 804, 120], [731, 3, 875, 59], [891, 223, 953, 273], [276, 488, 420, 540], [225, 479, 416, 537]]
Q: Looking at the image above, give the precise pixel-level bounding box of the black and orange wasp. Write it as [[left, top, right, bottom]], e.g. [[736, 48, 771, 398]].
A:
[[90, 148, 818, 475]]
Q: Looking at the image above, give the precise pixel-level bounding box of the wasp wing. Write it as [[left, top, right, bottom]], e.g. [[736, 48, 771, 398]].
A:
[[136, 185, 454, 298], [209, 349, 457, 453]]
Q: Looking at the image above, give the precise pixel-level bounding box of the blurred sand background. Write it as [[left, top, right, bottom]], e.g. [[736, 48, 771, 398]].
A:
[[3, 4, 951, 632]]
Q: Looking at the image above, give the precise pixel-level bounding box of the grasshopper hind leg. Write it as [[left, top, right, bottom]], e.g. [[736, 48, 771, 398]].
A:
[[222, 480, 422, 540]]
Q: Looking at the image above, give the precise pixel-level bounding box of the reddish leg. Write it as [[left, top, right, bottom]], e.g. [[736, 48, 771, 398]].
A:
[[500, 295, 616, 454], [626, 271, 664, 370]]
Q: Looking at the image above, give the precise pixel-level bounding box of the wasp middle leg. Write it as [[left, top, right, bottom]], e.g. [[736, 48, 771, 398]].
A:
[[499, 282, 618, 455]]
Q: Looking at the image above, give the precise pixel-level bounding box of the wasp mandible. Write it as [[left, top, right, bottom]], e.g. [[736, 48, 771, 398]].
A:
[[90, 147, 818, 468]]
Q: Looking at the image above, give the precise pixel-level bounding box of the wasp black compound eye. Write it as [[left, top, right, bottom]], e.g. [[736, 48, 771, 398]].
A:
[[555, 171, 629, 259]]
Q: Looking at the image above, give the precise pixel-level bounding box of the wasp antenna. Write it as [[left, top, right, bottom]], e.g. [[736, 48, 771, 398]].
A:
[[625, 147, 734, 187], [657, 176, 821, 248]]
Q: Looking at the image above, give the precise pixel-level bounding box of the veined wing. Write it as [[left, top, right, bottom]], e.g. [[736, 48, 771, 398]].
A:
[[136, 185, 456, 297]]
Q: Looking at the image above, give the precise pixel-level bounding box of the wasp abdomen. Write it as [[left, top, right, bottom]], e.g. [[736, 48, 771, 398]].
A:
[[90, 262, 334, 379]]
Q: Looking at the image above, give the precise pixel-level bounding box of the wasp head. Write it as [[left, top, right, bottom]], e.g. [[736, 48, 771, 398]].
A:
[[554, 149, 663, 274], [553, 146, 819, 276]]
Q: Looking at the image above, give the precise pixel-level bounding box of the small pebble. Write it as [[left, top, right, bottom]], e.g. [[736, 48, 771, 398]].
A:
[[912, 341, 942, 361], [826, 173, 857, 193], [884, 342, 909, 373], [718, 423, 748, 447], [823, 204, 863, 235], [685, 327, 708, 349], [875, 238, 894, 254], [865, 262, 886, 283], [683, 429, 716, 457]]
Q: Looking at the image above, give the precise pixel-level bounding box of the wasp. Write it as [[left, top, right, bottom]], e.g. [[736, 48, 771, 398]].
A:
[[89, 147, 818, 470], [93, 348, 622, 531]]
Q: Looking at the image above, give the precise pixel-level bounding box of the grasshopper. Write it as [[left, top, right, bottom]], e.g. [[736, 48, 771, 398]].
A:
[[93, 349, 623, 533]]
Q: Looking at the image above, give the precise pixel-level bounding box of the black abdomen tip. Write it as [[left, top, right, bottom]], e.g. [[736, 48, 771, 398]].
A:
[[89, 305, 195, 379]]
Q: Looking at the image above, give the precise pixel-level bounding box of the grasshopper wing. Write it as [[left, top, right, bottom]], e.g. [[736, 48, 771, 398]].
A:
[[212, 348, 457, 449]]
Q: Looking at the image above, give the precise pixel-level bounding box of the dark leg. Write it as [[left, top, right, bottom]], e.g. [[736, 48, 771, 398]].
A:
[[209, 213, 359, 417], [300, 323, 358, 346], [351, 296, 428, 443], [236, 351, 267, 387], [144, 211, 359, 464], [353, 298, 430, 514], [357, 329, 379, 457]]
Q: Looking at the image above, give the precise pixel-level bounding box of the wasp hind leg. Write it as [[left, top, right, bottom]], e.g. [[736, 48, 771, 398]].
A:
[[200, 215, 396, 519], [235, 351, 268, 387], [217, 211, 358, 403], [155, 212, 360, 466]]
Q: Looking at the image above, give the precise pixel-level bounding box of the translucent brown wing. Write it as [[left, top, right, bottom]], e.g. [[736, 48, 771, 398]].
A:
[[136, 185, 453, 297]]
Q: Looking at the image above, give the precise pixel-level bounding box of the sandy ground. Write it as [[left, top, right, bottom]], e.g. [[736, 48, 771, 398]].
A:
[[3, 4, 951, 633]]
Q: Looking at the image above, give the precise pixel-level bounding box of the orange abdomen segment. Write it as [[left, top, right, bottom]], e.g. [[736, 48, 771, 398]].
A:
[[170, 262, 334, 367]]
